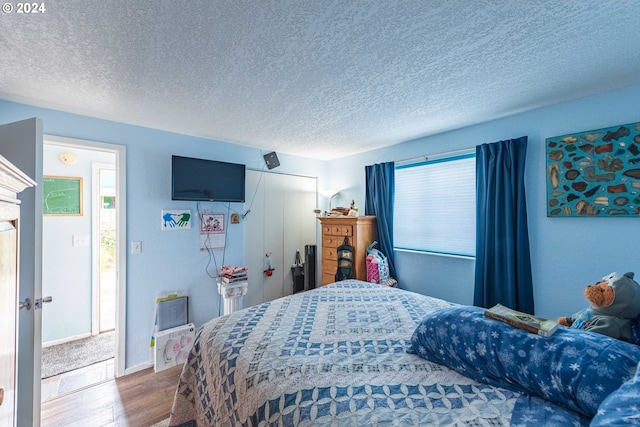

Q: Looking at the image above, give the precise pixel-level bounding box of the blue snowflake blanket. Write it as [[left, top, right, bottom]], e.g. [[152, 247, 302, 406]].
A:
[[410, 306, 640, 425]]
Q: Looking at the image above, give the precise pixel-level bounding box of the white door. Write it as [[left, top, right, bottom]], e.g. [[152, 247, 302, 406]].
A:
[[263, 173, 286, 302], [93, 163, 117, 335], [244, 170, 266, 308], [0, 118, 44, 427]]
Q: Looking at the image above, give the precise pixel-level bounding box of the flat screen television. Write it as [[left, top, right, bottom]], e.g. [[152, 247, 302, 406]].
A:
[[171, 155, 246, 202]]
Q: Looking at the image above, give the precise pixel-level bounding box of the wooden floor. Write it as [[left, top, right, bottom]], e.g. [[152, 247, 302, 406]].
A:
[[41, 364, 183, 427], [42, 358, 116, 402]]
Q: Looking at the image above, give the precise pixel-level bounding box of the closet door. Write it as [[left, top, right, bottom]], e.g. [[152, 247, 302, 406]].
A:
[[282, 174, 316, 294], [262, 173, 286, 303], [243, 170, 317, 308], [243, 170, 266, 308]]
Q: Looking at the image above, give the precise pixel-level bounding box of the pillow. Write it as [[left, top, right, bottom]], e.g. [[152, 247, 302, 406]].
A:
[[410, 306, 640, 417], [590, 361, 640, 426]]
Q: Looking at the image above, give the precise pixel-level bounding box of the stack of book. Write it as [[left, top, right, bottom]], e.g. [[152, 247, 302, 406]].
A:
[[220, 266, 248, 284], [484, 303, 559, 337]]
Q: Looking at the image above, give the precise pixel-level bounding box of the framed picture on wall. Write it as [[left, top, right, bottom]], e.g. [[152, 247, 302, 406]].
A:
[[161, 209, 191, 230], [545, 121, 640, 217], [43, 176, 83, 216]]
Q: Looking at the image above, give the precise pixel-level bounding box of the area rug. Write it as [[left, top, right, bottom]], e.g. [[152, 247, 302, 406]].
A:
[[41, 331, 115, 379], [151, 419, 169, 427]]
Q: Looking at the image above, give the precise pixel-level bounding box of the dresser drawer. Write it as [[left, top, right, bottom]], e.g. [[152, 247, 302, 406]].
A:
[[323, 235, 342, 251], [323, 259, 337, 274], [323, 246, 337, 261], [322, 272, 336, 285], [322, 260, 337, 285], [322, 225, 353, 237]]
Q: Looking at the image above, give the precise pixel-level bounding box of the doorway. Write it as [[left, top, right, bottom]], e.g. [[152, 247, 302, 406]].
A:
[[40, 137, 126, 401]]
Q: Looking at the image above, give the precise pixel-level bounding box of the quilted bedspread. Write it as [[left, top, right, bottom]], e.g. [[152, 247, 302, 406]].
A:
[[169, 281, 525, 426]]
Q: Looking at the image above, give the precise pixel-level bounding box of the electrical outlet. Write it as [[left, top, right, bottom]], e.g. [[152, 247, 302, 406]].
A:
[[131, 241, 142, 254]]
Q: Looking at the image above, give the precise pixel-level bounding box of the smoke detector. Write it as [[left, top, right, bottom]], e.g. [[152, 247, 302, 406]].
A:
[[59, 152, 77, 165]]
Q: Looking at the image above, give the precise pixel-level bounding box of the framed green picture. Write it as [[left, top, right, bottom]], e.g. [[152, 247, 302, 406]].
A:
[[43, 176, 83, 216]]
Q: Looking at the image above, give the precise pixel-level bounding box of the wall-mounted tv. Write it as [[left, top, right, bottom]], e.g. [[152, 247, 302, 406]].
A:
[[171, 155, 246, 202]]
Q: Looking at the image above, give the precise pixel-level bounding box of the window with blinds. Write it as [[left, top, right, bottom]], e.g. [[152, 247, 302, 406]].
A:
[[394, 152, 476, 257]]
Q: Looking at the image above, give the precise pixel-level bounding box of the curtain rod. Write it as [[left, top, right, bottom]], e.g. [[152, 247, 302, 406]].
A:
[[394, 146, 475, 166]]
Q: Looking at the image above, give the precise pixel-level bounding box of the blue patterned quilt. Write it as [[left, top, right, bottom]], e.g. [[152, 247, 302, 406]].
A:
[[169, 281, 589, 426]]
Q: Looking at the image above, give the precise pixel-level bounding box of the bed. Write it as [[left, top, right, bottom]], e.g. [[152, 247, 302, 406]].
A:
[[168, 280, 640, 426]]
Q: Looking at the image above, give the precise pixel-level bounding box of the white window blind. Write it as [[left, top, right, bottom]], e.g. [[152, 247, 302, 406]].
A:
[[394, 153, 476, 257]]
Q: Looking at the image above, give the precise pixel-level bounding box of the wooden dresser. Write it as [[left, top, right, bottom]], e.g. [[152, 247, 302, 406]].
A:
[[318, 216, 377, 285]]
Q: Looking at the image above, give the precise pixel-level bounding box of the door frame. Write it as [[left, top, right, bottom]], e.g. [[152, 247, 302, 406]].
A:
[[44, 135, 127, 378]]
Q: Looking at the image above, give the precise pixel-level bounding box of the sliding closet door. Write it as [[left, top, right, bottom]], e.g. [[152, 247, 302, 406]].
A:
[[243, 170, 317, 308], [262, 173, 286, 302]]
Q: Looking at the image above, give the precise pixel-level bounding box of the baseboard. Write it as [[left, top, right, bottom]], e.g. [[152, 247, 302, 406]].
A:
[[42, 332, 92, 348], [124, 361, 154, 376]]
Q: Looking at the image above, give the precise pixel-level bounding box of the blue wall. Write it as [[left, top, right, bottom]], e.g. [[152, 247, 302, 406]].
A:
[[330, 84, 640, 319], [4, 83, 640, 369], [0, 99, 327, 369]]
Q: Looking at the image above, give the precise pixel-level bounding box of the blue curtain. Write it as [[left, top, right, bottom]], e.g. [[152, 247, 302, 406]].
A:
[[474, 136, 534, 314], [365, 162, 397, 279]]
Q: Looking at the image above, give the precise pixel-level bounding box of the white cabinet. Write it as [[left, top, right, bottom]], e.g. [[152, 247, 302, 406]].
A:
[[0, 155, 35, 427], [243, 171, 317, 307]]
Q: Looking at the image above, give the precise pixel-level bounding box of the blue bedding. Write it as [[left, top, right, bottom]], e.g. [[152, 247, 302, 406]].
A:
[[411, 306, 640, 423], [168, 281, 635, 426]]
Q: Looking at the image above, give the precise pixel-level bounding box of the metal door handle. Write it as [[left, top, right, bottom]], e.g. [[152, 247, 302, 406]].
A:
[[18, 297, 53, 310], [34, 296, 53, 310]]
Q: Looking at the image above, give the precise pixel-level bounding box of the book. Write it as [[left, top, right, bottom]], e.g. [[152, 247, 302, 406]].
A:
[[484, 303, 559, 337], [222, 275, 248, 284]]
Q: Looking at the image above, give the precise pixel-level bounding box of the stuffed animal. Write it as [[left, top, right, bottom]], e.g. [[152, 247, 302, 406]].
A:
[[558, 271, 640, 341]]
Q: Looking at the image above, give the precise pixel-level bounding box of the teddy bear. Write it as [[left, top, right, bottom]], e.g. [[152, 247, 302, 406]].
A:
[[558, 271, 640, 341]]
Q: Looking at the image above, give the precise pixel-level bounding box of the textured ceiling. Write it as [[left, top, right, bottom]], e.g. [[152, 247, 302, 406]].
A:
[[2, 1, 640, 160]]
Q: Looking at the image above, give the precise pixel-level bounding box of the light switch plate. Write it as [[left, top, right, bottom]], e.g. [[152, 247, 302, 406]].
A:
[[72, 235, 90, 247], [131, 241, 141, 254]]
